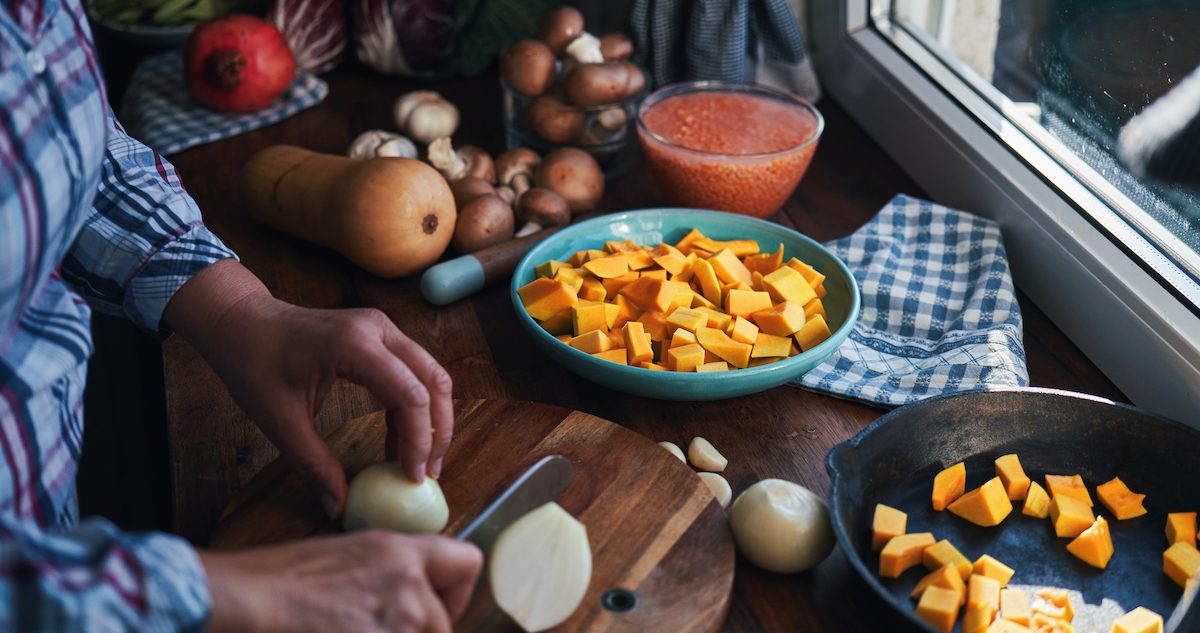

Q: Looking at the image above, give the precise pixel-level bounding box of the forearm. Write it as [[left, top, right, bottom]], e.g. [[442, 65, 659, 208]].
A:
[[162, 259, 275, 363]]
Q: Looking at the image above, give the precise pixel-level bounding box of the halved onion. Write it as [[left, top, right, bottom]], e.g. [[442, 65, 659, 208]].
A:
[[729, 479, 834, 573], [342, 462, 448, 533], [490, 502, 592, 632]]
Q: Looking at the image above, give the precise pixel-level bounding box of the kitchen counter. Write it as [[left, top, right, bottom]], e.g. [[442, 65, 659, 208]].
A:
[[161, 63, 1126, 631]]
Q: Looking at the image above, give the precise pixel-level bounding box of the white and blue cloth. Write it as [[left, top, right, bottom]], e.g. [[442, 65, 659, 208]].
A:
[[795, 195, 1029, 406], [119, 50, 328, 156]]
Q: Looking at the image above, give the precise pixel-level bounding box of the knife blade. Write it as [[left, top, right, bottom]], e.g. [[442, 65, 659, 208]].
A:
[[456, 455, 575, 553]]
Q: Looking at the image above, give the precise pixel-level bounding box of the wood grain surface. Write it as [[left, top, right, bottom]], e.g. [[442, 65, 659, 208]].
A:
[[211, 399, 734, 633], [163, 62, 1127, 632]]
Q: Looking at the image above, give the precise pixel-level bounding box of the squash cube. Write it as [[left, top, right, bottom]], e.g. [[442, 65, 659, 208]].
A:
[[601, 271, 640, 296], [1066, 516, 1114, 569], [1164, 541, 1200, 588], [591, 349, 627, 364], [604, 239, 640, 253], [624, 322, 653, 365], [725, 289, 773, 318], [879, 532, 936, 578], [995, 454, 1031, 501], [729, 316, 759, 345], [1033, 588, 1074, 623], [1111, 607, 1164, 633], [803, 297, 828, 321], [708, 248, 754, 285], [695, 361, 729, 373], [912, 564, 967, 607], [949, 477, 1014, 527], [987, 620, 1032, 633], [968, 573, 1002, 615], [695, 327, 752, 368], [747, 356, 784, 367], [637, 311, 670, 341], [785, 257, 827, 290], [667, 281, 694, 310], [638, 268, 666, 280], [674, 228, 706, 253], [692, 257, 723, 306], [650, 244, 688, 275], [794, 313, 833, 351], [750, 301, 807, 336], [973, 555, 1015, 587], [612, 294, 642, 329], [568, 329, 612, 354], [915, 585, 960, 633], [962, 606, 994, 633], [637, 361, 666, 370], [1045, 474, 1093, 507], [1022, 481, 1051, 519], [536, 259, 568, 278], [667, 306, 709, 333], [578, 277, 607, 302], [626, 250, 656, 271], [1166, 512, 1197, 547], [695, 237, 760, 257], [519, 278, 580, 321], [1049, 495, 1095, 538], [572, 301, 609, 336], [665, 343, 706, 372], [1095, 477, 1147, 520], [538, 308, 574, 336], [670, 328, 698, 349], [872, 503, 907, 551], [620, 277, 675, 313], [694, 307, 733, 331], [923, 539, 972, 581], [933, 462, 966, 511], [582, 253, 630, 279], [762, 265, 818, 306], [1000, 588, 1031, 626], [752, 332, 793, 359]]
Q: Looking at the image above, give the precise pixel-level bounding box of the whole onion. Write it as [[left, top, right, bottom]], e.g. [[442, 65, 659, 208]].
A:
[[353, 0, 454, 75], [267, 0, 347, 74]]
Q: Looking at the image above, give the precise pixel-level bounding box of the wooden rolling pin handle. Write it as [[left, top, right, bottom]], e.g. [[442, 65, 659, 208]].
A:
[[421, 219, 581, 306]]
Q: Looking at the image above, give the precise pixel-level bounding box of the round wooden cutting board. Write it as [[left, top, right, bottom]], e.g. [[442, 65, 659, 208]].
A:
[[210, 399, 735, 632]]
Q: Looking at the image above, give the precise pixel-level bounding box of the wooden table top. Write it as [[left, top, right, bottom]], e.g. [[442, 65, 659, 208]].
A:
[[163, 63, 1126, 632]]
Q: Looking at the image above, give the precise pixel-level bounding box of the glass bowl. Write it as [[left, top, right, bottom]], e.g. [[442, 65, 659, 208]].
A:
[[501, 70, 647, 178], [636, 81, 824, 218]]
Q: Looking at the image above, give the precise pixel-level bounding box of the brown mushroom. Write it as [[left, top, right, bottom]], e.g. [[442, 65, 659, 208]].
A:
[[538, 6, 585, 55], [526, 94, 585, 144], [500, 39, 557, 97], [579, 108, 628, 146], [597, 32, 633, 61], [428, 138, 496, 182], [515, 188, 571, 237], [452, 193, 514, 253], [494, 148, 542, 197], [450, 176, 495, 208], [562, 61, 646, 107], [535, 147, 604, 213]]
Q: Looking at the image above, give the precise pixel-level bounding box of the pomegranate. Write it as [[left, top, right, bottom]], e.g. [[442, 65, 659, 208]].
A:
[[185, 14, 297, 113]]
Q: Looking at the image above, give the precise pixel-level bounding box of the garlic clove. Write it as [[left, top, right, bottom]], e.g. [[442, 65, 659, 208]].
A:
[[657, 441, 686, 462], [699, 472, 732, 509], [688, 436, 728, 472], [347, 129, 390, 158], [490, 502, 592, 632], [565, 32, 604, 64], [375, 136, 418, 159], [343, 462, 449, 533]]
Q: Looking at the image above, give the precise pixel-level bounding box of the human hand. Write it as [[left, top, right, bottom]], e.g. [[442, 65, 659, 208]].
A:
[[200, 531, 483, 633], [164, 260, 453, 517]]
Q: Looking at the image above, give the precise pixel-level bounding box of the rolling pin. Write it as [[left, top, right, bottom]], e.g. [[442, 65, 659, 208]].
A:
[[421, 214, 595, 305]]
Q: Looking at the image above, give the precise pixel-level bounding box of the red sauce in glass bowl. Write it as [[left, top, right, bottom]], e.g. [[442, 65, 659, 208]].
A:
[[637, 86, 822, 217]]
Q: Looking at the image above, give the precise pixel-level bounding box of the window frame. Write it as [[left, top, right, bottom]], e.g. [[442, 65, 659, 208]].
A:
[[809, 0, 1200, 425]]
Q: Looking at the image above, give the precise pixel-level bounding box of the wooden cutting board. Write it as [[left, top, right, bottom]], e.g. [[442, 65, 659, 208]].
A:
[[210, 399, 735, 632]]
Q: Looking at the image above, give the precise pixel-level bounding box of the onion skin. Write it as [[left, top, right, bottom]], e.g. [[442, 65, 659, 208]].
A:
[[729, 479, 835, 573]]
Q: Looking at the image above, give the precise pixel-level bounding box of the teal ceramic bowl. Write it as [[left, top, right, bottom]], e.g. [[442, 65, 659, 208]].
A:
[[510, 209, 861, 401]]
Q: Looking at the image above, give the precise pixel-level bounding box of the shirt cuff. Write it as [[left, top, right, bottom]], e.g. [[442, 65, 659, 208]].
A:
[[122, 222, 237, 333], [125, 531, 212, 633]]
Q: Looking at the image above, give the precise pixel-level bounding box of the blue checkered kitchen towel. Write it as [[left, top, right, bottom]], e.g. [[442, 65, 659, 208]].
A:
[[794, 195, 1029, 406], [118, 51, 328, 156]]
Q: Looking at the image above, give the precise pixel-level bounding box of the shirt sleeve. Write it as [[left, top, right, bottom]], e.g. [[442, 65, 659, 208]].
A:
[[0, 516, 210, 633], [62, 109, 237, 332]]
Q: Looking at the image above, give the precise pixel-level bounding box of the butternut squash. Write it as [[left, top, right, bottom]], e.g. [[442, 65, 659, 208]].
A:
[[241, 145, 455, 277]]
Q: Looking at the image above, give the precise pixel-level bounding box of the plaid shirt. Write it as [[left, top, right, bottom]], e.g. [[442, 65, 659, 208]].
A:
[[1, 0, 234, 630]]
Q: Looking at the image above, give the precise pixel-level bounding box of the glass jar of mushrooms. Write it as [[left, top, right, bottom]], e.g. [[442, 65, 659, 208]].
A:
[[499, 6, 646, 178]]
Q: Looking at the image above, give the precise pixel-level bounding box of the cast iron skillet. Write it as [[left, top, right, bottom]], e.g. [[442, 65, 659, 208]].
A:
[[826, 387, 1200, 632]]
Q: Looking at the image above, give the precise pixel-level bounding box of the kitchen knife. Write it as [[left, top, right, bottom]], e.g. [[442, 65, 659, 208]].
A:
[[456, 454, 574, 553]]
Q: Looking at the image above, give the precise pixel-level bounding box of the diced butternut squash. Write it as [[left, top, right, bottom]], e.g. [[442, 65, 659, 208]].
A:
[[592, 349, 627, 364], [968, 573, 1002, 615], [601, 271, 639, 296], [538, 308, 574, 336], [667, 281, 694, 309], [568, 329, 612, 354], [578, 277, 607, 302], [624, 322, 653, 365], [1066, 516, 1114, 569], [995, 454, 1031, 501], [708, 248, 754, 285], [695, 237, 760, 257], [626, 250, 656, 271], [536, 259, 568, 278], [872, 503, 907, 551], [695, 327, 753, 368], [674, 228, 706, 253], [1033, 589, 1074, 623], [665, 343, 706, 372], [637, 361, 666, 370], [1111, 607, 1164, 633], [612, 294, 641, 328], [751, 302, 807, 336], [729, 316, 759, 345], [752, 332, 793, 359], [695, 361, 729, 373], [922, 539, 972, 581], [1000, 588, 1031, 626], [794, 314, 833, 351], [803, 297, 828, 321], [879, 532, 936, 578], [604, 239, 639, 253], [1166, 512, 1197, 547], [987, 620, 1031, 633], [973, 555, 1015, 587], [1045, 474, 1093, 507], [962, 606, 993, 633], [518, 278, 579, 321], [692, 258, 723, 306], [1095, 477, 1147, 520], [725, 289, 773, 318], [1049, 495, 1095, 538], [933, 462, 966, 511], [667, 306, 708, 333], [638, 268, 666, 280], [1022, 481, 1051, 519], [582, 253, 629, 279], [1164, 541, 1200, 588], [694, 306, 733, 331], [637, 311, 669, 341], [916, 585, 961, 633], [572, 301, 609, 336], [762, 265, 818, 306], [786, 257, 827, 291], [949, 477, 1014, 527], [619, 277, 675, 313], [670, 328, 698, 348]]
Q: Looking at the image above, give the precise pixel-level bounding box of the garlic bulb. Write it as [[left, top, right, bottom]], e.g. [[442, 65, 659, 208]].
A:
[[490, 502, 591, 632], [729, 479, 834, 573], [347, 130, 418, 159], [394, 91, 459, 144], [342, 462, 448, 534]]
